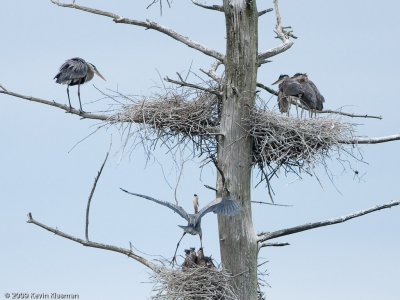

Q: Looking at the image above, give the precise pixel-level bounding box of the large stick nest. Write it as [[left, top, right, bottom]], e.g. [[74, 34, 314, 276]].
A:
[[248, 106, 356, 172], [150, 265, 239, 300], [112, 89, 357, 178]]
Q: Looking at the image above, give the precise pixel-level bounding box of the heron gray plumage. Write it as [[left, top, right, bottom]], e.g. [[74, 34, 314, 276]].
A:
[[292, 73, 325, 117], [54, 57, 106, 112], [120, 188, 241, 262], [272, 74, 304, 115]]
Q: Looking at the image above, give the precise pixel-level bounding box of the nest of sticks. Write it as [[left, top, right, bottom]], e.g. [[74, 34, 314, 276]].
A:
[[115, 90, 219, 155], [113, 89, 356, 179], [248, 106, 356, 175], [150, 265, 239, 300]]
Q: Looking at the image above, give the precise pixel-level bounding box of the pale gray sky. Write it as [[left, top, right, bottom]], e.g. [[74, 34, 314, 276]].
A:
[[1, 1, 399, 299]]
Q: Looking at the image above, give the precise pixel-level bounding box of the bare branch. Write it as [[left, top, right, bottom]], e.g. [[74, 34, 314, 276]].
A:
[[191, 0, 224, 12], [0, 88, 112, 121], [27, 212, 160, 272], [258, 200, 400, 242], [319, 109, 382, 120], [50, 0, 224, 62], [251, 201, 292, 207], [259, 242, 290, 250], [204, 184, 218, 192], [258, 8, 273, 17], [339, 134, 400, 144], [85, 150, 109, 241], [256, 82, 278, 96], [258, 0, 294, 64], [200, 60, 223, 84], [165, 76, 222, 96]]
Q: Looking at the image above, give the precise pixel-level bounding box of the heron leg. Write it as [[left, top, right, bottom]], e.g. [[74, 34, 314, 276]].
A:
[[199, 233, 203, 249], [66, 86, 72, 111], [77, 84, 84, 113], [171, 232, 186, 266], [295, 98, 299, 117]]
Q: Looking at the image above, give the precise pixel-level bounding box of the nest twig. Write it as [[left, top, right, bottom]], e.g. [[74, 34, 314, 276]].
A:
[[150, 265, 239, 300]]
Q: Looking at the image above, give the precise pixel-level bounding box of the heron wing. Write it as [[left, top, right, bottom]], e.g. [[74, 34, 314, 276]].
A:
[[307, 80, 325, 109], [120, 188, 189, 221], [282, 80, 304, 96], [196, 197, 241, 221], [54, 57, 88, 83]]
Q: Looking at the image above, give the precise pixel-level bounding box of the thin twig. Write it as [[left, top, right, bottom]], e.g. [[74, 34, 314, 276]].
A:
[[85, 150, 110, 241], [251, 201, 292, 207], [165, 76, 222, 96]]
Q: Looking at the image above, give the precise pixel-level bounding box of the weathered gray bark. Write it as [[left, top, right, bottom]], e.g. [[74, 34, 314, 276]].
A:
[[217, 1, 259, 298]]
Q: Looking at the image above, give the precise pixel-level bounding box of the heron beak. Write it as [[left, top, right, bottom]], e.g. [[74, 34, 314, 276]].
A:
[[95, 69, 106, 81], [271, 78, 282, 85]]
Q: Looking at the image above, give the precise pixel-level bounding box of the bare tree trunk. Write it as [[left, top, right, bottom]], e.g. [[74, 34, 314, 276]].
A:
[[217, 1, 259, 298]]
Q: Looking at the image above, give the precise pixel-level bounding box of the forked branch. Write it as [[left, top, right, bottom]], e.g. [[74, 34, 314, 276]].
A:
[[258, 0, 294, 64], [257, 200, 400, 242], [27, 212, 160, 272], [165, 75, 222, 96], [50, 0, 224, 62]]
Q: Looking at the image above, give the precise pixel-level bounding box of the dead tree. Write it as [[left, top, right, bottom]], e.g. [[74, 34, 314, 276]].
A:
[[1, 0, 400, 299]]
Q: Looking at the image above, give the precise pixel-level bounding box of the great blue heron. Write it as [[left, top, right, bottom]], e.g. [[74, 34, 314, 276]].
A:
[[292, 73, 325, 117], [193, 194, 199, 214], [272, 74, 304, 115], [120, 188, 241, 262], [54, 57, 106, 112]]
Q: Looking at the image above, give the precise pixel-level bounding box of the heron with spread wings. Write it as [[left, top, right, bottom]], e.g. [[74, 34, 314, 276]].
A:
[[120, 188, 241, 262]]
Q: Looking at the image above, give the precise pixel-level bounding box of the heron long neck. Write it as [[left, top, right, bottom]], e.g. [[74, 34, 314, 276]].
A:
[[86, 67, 95, 82]]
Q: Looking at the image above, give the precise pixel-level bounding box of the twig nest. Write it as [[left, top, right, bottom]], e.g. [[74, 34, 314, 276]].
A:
[[119, 92, 219, 136], [150, 266, 239, 300], [249, 108, 356, 170]]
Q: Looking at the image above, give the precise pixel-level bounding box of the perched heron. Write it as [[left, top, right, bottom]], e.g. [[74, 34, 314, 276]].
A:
[[272, 74, 304, 115], [193, 194, 199, 214], [120, 188, 241, 262], [54, 57, 106, 112], [292, 73, 325, 117]]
